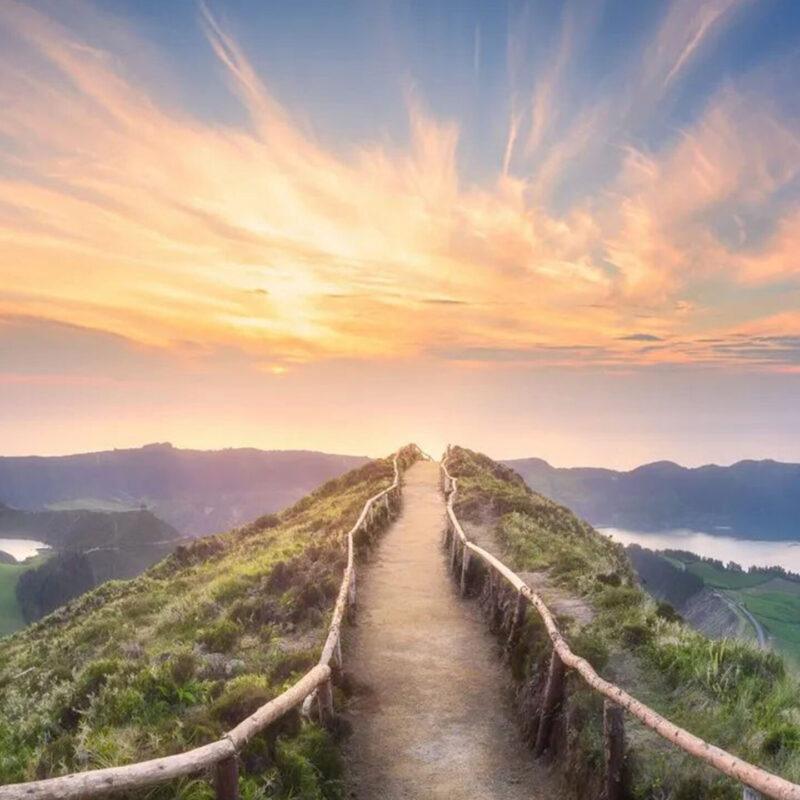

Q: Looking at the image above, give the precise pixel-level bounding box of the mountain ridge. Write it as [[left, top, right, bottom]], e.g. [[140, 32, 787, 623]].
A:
[[505, 455, 800, 540], [0, 445, 369, 536]]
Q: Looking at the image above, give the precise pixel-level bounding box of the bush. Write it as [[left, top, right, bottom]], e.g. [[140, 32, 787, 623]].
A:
[[621, 622, 653, 648], [199, 620, 241, 653], [274, 725, 343, 800], [655, 601, 682, 623], [570, 628, 610, 671], [212, 675, 273, 727], [763, 724, 800, 756], [597, 586, 641, 610]]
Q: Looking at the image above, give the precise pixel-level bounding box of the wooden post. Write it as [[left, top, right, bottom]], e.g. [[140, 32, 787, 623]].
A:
[[214, 755, 239, 800], [331, 638, 343, 681], [603, 700, 625, 800], [318, 678, 334, 727], [348, 571, 357, 609], [450, 532, 459, 573], [505, 591, 526, 655], [534, 649, 565, 756], [460, 548, 471, 596]]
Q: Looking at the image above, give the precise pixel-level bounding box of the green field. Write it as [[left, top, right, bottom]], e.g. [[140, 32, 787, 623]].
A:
[[0, 556, 50, 637], [686, 561, 770, 589], [673, 559, 800, 666]]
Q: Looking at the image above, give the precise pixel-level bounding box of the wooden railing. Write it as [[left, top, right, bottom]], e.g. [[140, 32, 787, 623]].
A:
[[440, 451, 800, 800], [0, 448, 417, 800]]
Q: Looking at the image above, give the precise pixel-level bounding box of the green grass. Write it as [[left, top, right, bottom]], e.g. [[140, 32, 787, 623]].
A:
[[740, 591, 800, 665], [0, 556, 52, 637], [672, 560, 800, 667], [448, 445, 800, 799], [686, 562, 769, 590], [0, 447, 419, 798]]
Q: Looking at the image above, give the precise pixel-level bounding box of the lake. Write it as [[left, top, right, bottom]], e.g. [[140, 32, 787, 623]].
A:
[[600, 528, 800, 573], [0, 538, 51, 561]]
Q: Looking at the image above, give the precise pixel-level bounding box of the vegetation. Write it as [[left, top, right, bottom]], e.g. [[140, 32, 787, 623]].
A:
[[16, 552, 96, 623], [0, 449, 415, 798], [631, 546, 800, 666], [0, 556, 51, 637], [448, 446, 800, 799]]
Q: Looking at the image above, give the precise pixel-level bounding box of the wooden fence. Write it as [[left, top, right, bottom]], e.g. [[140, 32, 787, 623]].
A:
[[0, 448, 417, 800], [440, 452, 800, 800]]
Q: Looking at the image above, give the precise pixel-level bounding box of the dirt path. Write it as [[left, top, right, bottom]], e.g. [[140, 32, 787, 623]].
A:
[[342, 460, 556, 800]]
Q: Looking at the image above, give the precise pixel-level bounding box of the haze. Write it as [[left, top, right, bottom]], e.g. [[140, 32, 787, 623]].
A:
[[1, 0, 799, 467]]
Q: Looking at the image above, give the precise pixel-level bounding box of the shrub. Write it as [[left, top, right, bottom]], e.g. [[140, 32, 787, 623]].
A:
[[597, 586, 641, 610], [621, 622, 653, 649], [169, 652, 198, 685], [570, 628, 610, 671], [274, 725, 343, 800], [212, 675, 273, 727], [763, 724, 800, 756], [199, 620, 241, 653], [655, 601, 682, 623]]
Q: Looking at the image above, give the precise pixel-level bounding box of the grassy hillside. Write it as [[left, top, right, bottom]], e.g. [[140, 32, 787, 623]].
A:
[[0, 556, 51, 637], [449, 446, 800, 799], [0, 451, 412, 799], [667, 554, 800, 666]]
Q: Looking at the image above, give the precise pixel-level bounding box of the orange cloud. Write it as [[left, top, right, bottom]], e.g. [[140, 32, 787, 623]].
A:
[[0, 0, 797, 376]]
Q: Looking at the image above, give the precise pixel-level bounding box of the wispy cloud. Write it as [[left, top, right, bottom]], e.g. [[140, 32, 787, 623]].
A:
[[0, 0, 797, 377]]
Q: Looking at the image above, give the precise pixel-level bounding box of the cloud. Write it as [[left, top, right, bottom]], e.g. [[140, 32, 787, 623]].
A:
[[0, 0, 797, 376], [618, 334, 664, 342]]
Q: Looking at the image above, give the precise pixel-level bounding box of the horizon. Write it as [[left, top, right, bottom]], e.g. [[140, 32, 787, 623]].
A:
[[1, 0, 799, 467], [2, 437, 798, 473]]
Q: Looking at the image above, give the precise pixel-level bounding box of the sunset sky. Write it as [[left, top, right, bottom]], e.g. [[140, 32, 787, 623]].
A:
[[1, 0, 799, 467]]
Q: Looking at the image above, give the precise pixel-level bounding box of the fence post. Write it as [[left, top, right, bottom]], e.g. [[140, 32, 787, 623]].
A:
[[318, 678, 334, 727], [214, 755, 239, 800], [505, 591, 526, 659], [332, 638, 343, 682], [460, 547, 471, 596], [534, 649, 565, 756], [449, 532, 459, 573], [603, 700, 625, 800]]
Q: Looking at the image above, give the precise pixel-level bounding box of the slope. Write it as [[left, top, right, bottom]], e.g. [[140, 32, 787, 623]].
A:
[[449, 446, 800, 798], [0, 454, 399, 800]]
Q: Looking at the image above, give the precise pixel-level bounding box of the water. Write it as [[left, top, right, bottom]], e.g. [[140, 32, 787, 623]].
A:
[[600, 528, 800, 573], [0, 538, 50, 562]]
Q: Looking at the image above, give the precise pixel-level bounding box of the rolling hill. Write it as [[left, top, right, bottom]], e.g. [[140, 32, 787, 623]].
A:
[[0, 443, 369, 537], [506, 456, 800, 539]]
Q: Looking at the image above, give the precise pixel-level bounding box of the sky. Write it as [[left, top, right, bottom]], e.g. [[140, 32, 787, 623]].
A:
[[0, 0, 799, 467]]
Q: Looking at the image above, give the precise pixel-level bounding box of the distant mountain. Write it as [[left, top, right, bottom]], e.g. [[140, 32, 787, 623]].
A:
[[0, 443, 369, 536], [505, 457, 800, 540]]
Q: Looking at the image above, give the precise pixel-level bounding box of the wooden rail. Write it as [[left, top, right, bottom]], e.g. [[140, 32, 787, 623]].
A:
[[0, 448, 417, 800], [440, 453, 800, 800]]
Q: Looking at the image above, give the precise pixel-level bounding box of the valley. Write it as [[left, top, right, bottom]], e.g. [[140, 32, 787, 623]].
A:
[[626, 544, 800, 667], [0, 446, 371, 635]]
